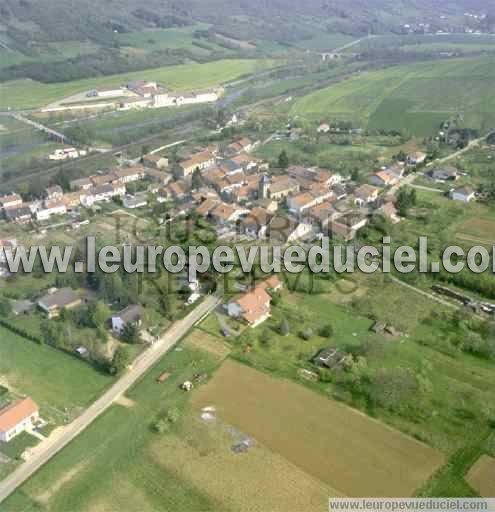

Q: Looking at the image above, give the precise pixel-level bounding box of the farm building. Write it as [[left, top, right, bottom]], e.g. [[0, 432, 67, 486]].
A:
[[0, 398, 40, 443], [450, 186, 475, 203], [37, 288, 82, 318], [431, 166, 458, 182]]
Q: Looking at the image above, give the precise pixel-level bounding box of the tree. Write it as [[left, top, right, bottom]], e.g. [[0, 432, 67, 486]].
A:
[[191, 168, 203, 190], [111, 346, 131, 374], [0, 297, 11, 317], [166, 407, 180, 424], [40, 319, 63, 347], [90, 301, 111, 329], [259, 329, 271, 347], [54, 169, 71, 192], [319, 324, 333, 338], [396, 187, 417, 217], [153, 418, 169, 433], [369, 367, 420, 412], [121, 322, 140, 344], [299, 327, 313, 340], [278, 150, 289, 169], [279, 317, 289, 336]]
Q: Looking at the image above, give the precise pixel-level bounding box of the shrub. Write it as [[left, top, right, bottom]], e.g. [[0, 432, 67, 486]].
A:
[[299, 327, 313, 341], [319, 324, 333, 338]]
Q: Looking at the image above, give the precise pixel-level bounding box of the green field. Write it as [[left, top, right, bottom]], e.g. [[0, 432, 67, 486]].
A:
[[0, 58, 274, 110], [0, 327, 112, 420], [116, 24, 228, 56], [0, 42, 101, 71], [351, 33, 495, 54], [291, 56, 495, 136], [294, 32, 355, 51]]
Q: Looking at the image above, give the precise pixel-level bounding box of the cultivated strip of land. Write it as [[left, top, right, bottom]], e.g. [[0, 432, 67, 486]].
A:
[[193, 359, 445, 497]]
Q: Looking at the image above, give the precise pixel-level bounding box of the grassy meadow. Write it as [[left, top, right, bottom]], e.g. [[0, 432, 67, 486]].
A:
[[0, 327, 112, 420], [291, 56, 495, 136]]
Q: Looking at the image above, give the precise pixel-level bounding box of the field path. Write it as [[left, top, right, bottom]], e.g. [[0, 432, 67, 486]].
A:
[[0, 295, 219, 505], [388, 275, 456, 309]]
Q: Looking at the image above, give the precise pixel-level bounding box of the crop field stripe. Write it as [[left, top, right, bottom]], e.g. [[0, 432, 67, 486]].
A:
[[193, 359, 445, 497]]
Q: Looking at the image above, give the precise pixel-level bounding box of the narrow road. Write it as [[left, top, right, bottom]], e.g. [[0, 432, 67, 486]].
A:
[[389, 129, 495, 195], [0, 295, 219, 505], [410, 184, 444, 193], [426, 130, 495, 167], [388, 275, 456, 309], [331, 34, 375, 53]]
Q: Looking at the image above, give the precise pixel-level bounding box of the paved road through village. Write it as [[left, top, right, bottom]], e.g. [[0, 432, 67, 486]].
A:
[[0, 295, 219, 504]]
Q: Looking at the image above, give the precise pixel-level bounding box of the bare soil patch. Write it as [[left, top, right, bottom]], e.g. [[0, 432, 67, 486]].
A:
[[466, 455, 495, 497], [115, 395, 136, 408], [193, 359, 445, 497]]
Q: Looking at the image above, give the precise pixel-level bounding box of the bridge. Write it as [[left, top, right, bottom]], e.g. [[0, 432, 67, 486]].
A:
[[10, 113, 73, 145]]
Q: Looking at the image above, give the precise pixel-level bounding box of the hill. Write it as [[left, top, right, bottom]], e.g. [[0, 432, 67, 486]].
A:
[[291, 55, 495, 136]]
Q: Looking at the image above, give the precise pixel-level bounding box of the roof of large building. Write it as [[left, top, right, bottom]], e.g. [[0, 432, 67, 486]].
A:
[[0, 398, 39, 433], [0, 193, 22, 206], [181, 151, 214, 170], [113, 304, 142, 324], [38, 288, 81, 311], [354, 184, 379, 200]]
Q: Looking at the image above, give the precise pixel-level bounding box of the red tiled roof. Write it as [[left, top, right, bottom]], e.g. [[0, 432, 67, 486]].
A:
[[0, 398, 39, 433]]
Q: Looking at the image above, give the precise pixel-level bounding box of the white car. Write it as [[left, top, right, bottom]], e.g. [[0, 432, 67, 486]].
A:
[[185, 293, 201, 306]]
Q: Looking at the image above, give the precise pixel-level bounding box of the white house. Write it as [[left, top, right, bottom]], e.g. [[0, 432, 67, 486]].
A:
[[81, 184, 126, 207], [35, 200, 67, 221], [123, 193, 147, 209], [0, 193, 23, 210], [407, 152, 427, 165], [111, 304, 143, 335], [354, 185, 380, 207], [0, 397, 40, 443], [287, 222, 313, 242], [450, 186, 475, 203]]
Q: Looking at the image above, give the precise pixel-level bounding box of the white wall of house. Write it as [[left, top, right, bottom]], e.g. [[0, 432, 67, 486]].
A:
[[451, 191, 474, 203], [112, 317, 125, 334], [0, 411, 39, 443], [227, 302, 242, 318]]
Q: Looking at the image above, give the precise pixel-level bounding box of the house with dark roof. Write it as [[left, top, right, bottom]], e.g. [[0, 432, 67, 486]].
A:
[[313, 347, 346, 369], [37, 288, 82, 318], [111, 305, 143, 335], [450, 186, 475, 203], [431, 166, 458, 182]]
